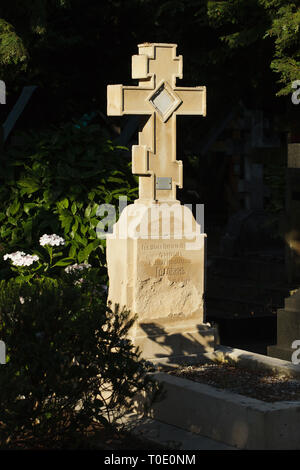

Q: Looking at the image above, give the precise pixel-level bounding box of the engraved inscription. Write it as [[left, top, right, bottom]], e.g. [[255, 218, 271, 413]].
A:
[[153, 255, 190, 278], [156, 266, 185, 277], [141, 242, 185, 251], [138, 241, 197, 281]]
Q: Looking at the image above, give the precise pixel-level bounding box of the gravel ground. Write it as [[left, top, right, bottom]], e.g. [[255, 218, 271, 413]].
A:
[[168, 363, 300, 402]]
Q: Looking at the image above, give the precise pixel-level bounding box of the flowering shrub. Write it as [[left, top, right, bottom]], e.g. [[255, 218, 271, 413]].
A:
[[3, 233, 75, 284], [0, 122, 138, 283], [0, 275, 161, 449]]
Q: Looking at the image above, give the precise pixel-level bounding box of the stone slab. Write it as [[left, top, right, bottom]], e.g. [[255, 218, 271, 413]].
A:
[[122, 413, 236, 450], [134, 346, 300, 449], [145, 371, 300, 449]]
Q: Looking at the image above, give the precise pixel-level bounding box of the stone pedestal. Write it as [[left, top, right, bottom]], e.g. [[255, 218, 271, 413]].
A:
[[268, 289, 300, 361], [106, 202, 216, 363]]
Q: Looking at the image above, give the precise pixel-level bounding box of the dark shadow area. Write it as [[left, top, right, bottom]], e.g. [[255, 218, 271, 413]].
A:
[[139, 322, 215, 367]]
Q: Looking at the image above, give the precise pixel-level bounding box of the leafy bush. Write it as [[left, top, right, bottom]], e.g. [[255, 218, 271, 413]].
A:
[[0, 122, 138, 281], [0, 273, 160, 449]]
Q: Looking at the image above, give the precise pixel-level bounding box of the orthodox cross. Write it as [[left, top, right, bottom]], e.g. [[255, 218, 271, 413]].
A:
[[107, 43, 206, 202]]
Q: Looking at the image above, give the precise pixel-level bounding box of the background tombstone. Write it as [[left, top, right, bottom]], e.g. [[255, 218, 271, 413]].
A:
[[285, 141, 300, 283], [267, 134, 300, 362], [106, 43, 216, 364], [268, 288, 300, 361]]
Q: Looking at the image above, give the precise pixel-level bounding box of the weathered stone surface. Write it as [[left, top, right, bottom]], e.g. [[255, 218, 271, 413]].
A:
[[106, 202, 215, 360]]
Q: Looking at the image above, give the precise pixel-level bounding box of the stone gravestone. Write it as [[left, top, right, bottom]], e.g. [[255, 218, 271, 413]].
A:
[[268, 289, 300, 361], [285, 142, 300, 283], [268, 142, 300, 361], [106, 43, 216, 363]]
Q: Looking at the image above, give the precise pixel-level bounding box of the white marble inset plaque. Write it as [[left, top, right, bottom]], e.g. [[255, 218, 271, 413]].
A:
[[148, 81, 182, 122], [151, 87, 175, 115]]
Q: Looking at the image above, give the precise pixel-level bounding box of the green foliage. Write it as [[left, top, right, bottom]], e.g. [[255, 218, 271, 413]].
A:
[[0, 274, 160, 449], [207, 0, 300, 95], [0, 122, 138, 280], [0, 19, 28, 67], [267, 3, 300, 95], [264, 162, 286, 214]]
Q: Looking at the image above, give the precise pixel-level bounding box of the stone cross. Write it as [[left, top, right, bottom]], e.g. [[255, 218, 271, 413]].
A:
[[107, 43, 206, 202]]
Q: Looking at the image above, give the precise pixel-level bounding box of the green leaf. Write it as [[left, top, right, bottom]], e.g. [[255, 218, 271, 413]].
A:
[[71, 202, 77, 215], [77, 249, 86, 263], [17, 177, 40, 194], [74, 233, 84, 244], [80, 224, 88, 236], [68, 244, 77, 258], [84, 205, 92, 218], [9, 199, 20, 216], [52, 257, 75, 267], [82, 240, 100, 261], [59, 212, 73, 228], [71, 218, 79, 234], [24, 203, 38, 214], [90, 217, 99, 228], [107, 176, 125, 184]]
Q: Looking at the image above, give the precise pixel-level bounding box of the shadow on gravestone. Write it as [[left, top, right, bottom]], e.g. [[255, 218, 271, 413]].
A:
[[138, 322, 215, 367]]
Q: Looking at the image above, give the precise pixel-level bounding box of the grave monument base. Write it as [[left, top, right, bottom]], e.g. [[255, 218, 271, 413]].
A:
[[106, 202, 216, 363], [268, 289, 300, 362]]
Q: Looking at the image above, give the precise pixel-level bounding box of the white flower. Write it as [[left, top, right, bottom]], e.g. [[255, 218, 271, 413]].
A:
[[39, 234, 65, 247], [4, 251, 26, 261], [3, 251, 39, 267], [64, 263, 91, 274], [19, 296, 32, 304]]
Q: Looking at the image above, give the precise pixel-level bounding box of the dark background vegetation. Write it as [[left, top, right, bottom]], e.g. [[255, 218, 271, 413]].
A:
[[0, 0, 298, 218], [0, 1, 298, 135]]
